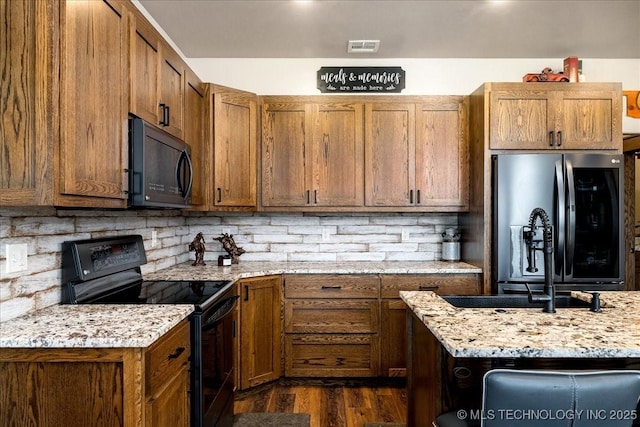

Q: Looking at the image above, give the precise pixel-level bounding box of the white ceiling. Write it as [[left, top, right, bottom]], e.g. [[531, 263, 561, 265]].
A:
[[137, 0, 640, 59]]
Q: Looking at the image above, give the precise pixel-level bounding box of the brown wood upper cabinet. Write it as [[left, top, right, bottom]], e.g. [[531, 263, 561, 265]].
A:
[[129, 9, 185, 139], [364, 97, 468, 210], [261, 97, 364, 208], [487, 82, 622, 150], [1, 0, 54, 206], [212, 86, 258, 208], [3, 0, 202, 209], [56, 0, 130, 207], [184, 70, 208, 208]]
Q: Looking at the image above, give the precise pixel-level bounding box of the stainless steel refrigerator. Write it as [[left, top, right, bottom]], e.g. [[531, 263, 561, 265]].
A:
[[492, 153, 624, 294]]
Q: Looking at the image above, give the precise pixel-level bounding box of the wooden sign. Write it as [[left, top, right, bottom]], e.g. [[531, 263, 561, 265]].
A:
[[317, 67, 405, 93]]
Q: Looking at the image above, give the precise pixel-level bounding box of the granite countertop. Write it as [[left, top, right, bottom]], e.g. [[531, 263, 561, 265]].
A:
[[400, 291, 640, 359], [0, 261, 478, 350], [143, 260, 482, 282], [0, 304, 194, 349]]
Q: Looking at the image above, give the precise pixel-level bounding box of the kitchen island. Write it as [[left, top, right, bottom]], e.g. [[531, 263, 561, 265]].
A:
[[400, 291, 640, 426]]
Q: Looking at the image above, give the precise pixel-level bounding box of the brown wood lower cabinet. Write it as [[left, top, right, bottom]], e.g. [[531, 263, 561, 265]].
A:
[[379, 274, 481, 377], [0, 319, 190, 427], [237, 275, 282, 390], [281, 273, 480, 378], [145, 319, 191, 427], [284, 299, 380, 377], [284, 274, 380, 377], [285, 333, 380, 377]]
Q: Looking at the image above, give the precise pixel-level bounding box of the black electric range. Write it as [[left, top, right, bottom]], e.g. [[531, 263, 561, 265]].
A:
[[61, 235, 236, 427]]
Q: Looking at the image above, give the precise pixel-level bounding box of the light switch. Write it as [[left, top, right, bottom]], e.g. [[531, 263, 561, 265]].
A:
[[6, 243, 28, 273]]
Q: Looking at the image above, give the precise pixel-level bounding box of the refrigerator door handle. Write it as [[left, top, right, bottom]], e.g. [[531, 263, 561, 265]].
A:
[[565, 159, 576, 277], [554, 160, 565, 278]]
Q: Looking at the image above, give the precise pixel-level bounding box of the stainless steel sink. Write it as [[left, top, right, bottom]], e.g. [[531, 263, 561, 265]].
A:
[[441, 295, 590, 309]]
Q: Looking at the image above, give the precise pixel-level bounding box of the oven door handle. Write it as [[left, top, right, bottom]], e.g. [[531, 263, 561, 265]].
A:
[[202, 295, 239, 331]]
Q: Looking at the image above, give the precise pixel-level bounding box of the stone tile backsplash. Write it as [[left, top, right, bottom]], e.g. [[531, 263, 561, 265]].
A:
[[0, 208, 457, 321]]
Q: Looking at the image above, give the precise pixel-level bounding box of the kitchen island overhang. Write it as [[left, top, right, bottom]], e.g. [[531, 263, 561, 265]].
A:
[[400, 291, 640, 359], [401, 291, 640, 426]]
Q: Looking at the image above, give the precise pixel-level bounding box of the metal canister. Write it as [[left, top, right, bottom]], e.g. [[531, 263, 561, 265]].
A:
[[442, 228, 461, 261]]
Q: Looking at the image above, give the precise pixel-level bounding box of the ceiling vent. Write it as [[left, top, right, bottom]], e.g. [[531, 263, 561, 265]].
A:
[[347, 40, 380, 53]]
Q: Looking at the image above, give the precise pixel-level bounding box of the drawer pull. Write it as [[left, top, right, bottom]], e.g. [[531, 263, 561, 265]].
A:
[[419, 285, 439, 291], [168, 346, 186, 360], [321, 285, 342, 290]]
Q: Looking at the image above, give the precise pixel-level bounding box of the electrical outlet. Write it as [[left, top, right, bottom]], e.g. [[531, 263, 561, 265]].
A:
[[151, 230, 158, 248], [402, 228, 410, 241], [6, 243, 28, 273]]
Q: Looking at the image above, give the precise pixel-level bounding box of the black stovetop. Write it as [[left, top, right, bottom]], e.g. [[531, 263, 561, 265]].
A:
[[140, 279, 232, 308]]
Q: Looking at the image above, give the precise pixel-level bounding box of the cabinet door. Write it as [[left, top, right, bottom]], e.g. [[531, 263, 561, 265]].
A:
[[238, 275, 282, 390], [379, 274, 480, 377], [129, 14, 160, 125], [312, 103, 364, 207], [416, 98, 468, 208], [1, 0, 54, 206], [489, 90, 553, 150], [185, 70, 207, 207], [145, 365, 190, 427], [58, 0, 128, 206], [364, 103, 415, 206], [380, 299, 408, 377], [262, 102, 312, 206], [158, 43, 185, 139], [145, 319, 190, 427], [214, 91, 257, 207], [146, 368, 190, 427], [557, 89, 622, 150]]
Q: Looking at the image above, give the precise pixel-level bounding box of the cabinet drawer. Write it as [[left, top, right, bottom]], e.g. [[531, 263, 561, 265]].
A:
[[146, 320, 190, 395], [284, 334, 379, 377], [285, 274, 379, 299], [380, 274, 480, 298], [284, 300, 378, 333]]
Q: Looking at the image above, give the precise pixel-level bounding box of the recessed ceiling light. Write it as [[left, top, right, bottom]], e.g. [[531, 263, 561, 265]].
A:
[[347, 40, 380, 53]]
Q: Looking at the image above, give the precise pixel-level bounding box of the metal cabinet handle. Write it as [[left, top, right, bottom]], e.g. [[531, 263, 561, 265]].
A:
[[556, 130, 562, 146], [416, 189, 421, 204], [168, 346, 185, 360], [244, 285, 249, 301], [217, 188, 222, 203], [314, 190, 318, 204], [321, 285, 342, 290], [419, 285, 439, 291], [409, 189, 414, 204], [548, 131, 555, 147], [159, 103, 167, 126]]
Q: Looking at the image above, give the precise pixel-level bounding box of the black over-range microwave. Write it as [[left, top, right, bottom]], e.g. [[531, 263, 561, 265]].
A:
[[128, 118, 193, 208]]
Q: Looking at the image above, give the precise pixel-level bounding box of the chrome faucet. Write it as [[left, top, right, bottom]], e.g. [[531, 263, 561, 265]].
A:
[[523, 207, 556, 313]]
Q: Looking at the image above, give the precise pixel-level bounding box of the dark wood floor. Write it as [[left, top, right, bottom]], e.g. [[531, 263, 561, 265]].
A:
[[234, 380, 407, 427]]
